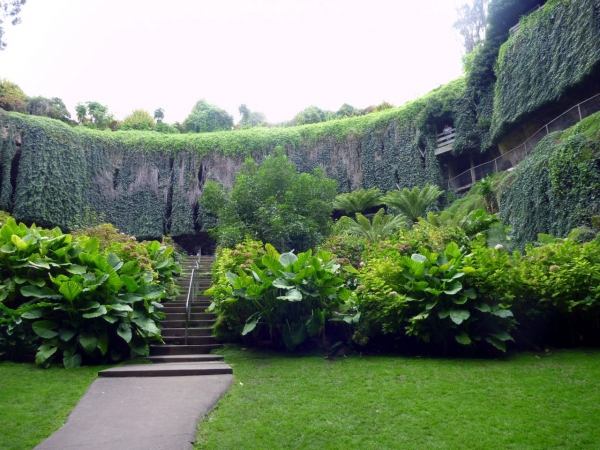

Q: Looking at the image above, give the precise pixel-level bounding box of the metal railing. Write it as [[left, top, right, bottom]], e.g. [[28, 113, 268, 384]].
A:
[[184, 250, 202, 345], [448, 93, 600, 191], [509, 4, 543, 35]]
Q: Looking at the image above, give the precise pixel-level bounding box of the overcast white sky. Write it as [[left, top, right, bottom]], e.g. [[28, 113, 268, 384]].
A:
[[0, 0, 466, 124]]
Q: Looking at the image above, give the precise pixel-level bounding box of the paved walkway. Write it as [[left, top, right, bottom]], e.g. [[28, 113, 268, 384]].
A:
[[34, 374, 233, 450]]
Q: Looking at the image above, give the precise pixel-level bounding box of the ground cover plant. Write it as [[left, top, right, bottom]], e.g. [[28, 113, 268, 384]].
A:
[[0, 217, 180, 367], [0, 361, 108, 450], [196, 346, 600, 450]]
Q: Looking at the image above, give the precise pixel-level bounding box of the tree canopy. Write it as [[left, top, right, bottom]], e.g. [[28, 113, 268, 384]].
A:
[[0, 0, 25, 50], [201, 150, 337, 251], [183, 99, 233, 133]]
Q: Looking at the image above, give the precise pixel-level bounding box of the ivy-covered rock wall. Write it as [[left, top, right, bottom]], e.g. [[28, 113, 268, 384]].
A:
[[500, 112, 600, 247], [491, 0, 600, 143], [0, 79, 462, 239]]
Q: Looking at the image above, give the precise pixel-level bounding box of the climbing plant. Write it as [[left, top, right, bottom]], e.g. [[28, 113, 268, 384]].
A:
[[491, 0, 600, 142]]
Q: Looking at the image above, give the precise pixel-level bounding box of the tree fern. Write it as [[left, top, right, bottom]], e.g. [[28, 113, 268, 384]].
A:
[[381, 184, 444, 223]]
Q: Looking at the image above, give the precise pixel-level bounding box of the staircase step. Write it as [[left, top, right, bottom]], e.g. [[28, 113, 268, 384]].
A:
[[142, 354, 224, 363], [162, 327, 213, 337], [161, 320, 215, 328], [150, 344, 222, 355], [164, 312, 215, 321], [98, 361, 232, 377], [163, 336, 218, 345]]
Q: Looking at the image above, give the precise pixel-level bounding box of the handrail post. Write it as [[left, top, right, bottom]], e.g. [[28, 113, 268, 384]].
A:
[[184, 248, 202, 346], [578, 104, 582, 121]]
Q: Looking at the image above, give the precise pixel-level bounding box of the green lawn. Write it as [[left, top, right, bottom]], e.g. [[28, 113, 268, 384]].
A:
[[0, 362, 105, 450], [196, 346, 600, 450]]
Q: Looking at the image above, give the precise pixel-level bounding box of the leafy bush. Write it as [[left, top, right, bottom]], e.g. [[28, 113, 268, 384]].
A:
[[0, 218, 179, 367], [319, 233, 367, 269], [206, 243, 355, 351], [201, 151, 337, 252], [353, 242, 516, 353]]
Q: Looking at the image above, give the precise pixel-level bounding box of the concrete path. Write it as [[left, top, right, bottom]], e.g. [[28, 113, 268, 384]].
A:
[[34, 374, 234, 450]]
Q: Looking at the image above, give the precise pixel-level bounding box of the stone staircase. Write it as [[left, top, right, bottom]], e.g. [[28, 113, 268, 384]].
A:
[[99, 255, 232, 377]]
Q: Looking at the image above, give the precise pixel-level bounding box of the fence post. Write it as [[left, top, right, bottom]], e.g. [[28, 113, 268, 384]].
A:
[[494, 158, 498, 174], [578, 104, 583, 121], [545, 124, 549, 135]]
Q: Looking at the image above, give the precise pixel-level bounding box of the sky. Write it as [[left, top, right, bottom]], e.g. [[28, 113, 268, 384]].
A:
[[0, 0, 466, 124]]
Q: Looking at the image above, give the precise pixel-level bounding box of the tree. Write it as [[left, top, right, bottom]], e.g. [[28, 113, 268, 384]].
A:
[[332, 188, 382, 216], [453, 0, 490, 54], [183, 99, 233, 133], [26, 96, 71, 122], [382, 184, 444, 223], [294, 105, 332, 125], [0, 0, 26, 50], [237, 104, 267, 128], [0, 78, 26, 111], [120, 109, 155, 131], [335, 104, 359, 119], [201, 149, 337, 251], [153, 107, 164, 123], [75, 103, 87, 124]]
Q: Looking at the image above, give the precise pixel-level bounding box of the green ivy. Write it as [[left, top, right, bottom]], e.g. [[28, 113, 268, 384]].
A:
[[500, 112, 600, 247], [0, 80, 463, 239], [491, 0, 600, 142]]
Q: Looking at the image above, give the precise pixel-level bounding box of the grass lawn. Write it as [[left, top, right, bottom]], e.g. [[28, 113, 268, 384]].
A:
[[196, 346, 600, 450], [0, 362, 106, 450]]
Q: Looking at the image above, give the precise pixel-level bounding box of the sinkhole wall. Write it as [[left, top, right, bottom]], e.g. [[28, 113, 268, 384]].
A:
[[0, 79, 461, 239]]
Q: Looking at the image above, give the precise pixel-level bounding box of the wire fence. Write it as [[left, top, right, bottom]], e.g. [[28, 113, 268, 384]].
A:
[[448, 93, 600, 191]]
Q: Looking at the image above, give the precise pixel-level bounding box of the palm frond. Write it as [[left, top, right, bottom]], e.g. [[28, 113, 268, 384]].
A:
[[333, 188, 382, 215], [381, 184, 444, 222]]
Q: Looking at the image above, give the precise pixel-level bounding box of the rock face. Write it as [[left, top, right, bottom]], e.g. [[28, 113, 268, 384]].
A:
[[0, 111, 442, 239]]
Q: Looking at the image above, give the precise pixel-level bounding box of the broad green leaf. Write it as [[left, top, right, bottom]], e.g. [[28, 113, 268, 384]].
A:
[[98, 330, 109, 355], [60, 281, 83, 302], [262, 254, 284, 274], [490, 331, 514, 342], [82, 305, 108, 318], [444, 281, 462, 295], [21, 285, 61, 299], [242, 318, 259, 336], [277, 289, 302, 301], [29, 258, 50, 270], [475, 303, 491, 313], [67, 265, 87, 275], [412, 281, 429, 291], [0, 243, 15, 253], [279, 251, 298, 268], [21, 309, 44, 319], [455, 332, 472, 345], [463, 288, 477, 299], [79, 333, 99, 352], [32, 320, 59, 338], [444, 242, 461, 259], [449, 309, 470, 325], [119, 260, 139, 275], [117, 322, 132, 343], [121, 275, 139, 293], [63, 352, 82, 369], [59, 328, 77, 341], [11, 235, 28, 250], [129, 338, 149, 356], [425, 288, 442, 296], [109, 304, 133, 312], [35, 344, 58, 365], [452, 296, 468, 305], [438, 310, 451, 319], [492, 309, 514, 318], [102, 315, 119, 324], [106, 253, 123, 271], [132, 316, 160, 336], [273, 278, 294, 289], [147, 241, 160, 253], [411, 254, 427, 263], [486, 336, 507, 352], [84, 237, 100, 254]]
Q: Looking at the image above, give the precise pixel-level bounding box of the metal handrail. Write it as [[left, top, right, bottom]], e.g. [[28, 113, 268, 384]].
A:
[[447, 92, 600, 191], [184, 250, 202, 345]]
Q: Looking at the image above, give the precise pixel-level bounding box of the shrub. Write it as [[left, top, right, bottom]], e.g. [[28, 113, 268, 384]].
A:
[[206, 243, 355, 350], [353, 242, 516, 353], [0, 218, 179, 367]]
